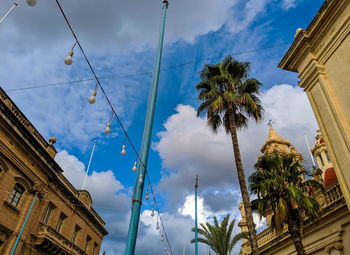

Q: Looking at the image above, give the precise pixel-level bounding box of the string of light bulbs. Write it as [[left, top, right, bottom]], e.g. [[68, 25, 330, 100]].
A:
[[54, 0, 173, 252], [6, 42, 291, 92]]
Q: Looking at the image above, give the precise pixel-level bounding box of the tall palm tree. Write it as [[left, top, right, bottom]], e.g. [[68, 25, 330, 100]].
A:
[[191, 214, 247, 255], [249, 153, 321, 255], [196, 56, 262, 254]]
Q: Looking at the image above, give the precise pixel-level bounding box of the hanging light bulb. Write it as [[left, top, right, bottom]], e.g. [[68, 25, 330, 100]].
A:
[[89, 90, 97, 104], [132, 162, 137, 172], [164, 244, 167, 252], [161, 232, 164, 242], [104, 122, 111, 134], [145, 191, 149, 200], [156, 221, 160, 230], [121, 145, 126, 156], [64, 50, 73, 65], [151, 208, 155, 217], [138, 174, 143, 184], [26, 0, 37, 6]]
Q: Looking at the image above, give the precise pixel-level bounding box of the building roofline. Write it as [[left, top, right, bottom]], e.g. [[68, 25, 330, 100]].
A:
[[0, 86, 108, 236], [278, 0, 334, 71]]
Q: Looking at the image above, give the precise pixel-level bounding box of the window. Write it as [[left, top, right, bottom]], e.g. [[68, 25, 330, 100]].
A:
[[84, 235, 91, 252], [325, 151, 331, 162], [92, 243, 98, 255], [8, 184, 24, 207], [72, 225, 81, 244], [55, 213, 66, 233], [319, 155, 325, 166], [43, 204, 55, 224]]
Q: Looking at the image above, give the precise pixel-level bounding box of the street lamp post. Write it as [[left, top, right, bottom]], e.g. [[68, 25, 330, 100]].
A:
[[195, 175, 198, 255], [124, 1, 169, 254]]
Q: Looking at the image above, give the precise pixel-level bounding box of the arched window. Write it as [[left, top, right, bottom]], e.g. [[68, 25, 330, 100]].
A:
[[8, 184, 25, 207]]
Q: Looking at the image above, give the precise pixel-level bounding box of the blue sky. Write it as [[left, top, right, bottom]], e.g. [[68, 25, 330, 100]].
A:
[[0, 0, 323, 254]]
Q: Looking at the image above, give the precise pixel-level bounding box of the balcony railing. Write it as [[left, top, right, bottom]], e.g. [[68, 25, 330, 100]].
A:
[[241, 182, 344, 254], [32, 222, 87, 255]]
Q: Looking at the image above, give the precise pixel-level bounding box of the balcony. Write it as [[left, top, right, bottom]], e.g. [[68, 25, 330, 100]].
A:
[[32, 223, 87, 255], [241, 183, 345, 254]]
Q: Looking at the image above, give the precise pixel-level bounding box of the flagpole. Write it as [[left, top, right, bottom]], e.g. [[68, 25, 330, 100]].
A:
[[0, 2, 18, 25], [195, 175, 198, 255], [81, 140, 96, 190], [124, 1, 169, 254], [304, 134, 316, 167]]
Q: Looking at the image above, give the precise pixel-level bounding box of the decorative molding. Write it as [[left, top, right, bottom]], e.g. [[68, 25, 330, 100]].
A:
[[325, 241, 343, 254]]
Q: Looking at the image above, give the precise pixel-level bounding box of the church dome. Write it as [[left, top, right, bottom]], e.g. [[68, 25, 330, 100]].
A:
[[324, 167, 337, 186]]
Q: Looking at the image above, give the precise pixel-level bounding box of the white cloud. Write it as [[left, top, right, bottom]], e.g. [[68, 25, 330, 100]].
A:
[[178, 195, 212, 224], [155, 84, 318, 210]]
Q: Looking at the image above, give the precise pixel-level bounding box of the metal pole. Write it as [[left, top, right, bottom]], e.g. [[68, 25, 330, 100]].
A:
[[11, 193, 37, 255], [81, 140, 96, 190], [304, 134, 316, 166], [124, 1, 168, 254], [0, 2, 18, 25], [195, 175, 198, 255]]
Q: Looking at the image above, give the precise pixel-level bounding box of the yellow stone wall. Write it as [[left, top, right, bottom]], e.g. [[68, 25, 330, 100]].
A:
[[279, 0, 350, 210]]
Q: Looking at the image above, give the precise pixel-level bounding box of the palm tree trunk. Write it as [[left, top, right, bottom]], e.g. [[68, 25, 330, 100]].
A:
[[227, 106, 259, 255], [286, 202, 306, 255]]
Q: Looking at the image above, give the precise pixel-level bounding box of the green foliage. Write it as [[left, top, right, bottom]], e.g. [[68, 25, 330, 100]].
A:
[[249, 153, 322, 234], [196, 55, 263, 133], [191, 214, 248, 255]]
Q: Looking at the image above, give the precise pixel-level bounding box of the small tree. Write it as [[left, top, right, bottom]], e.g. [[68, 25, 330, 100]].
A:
[[191, 214, 247, 255], [249, 153, 321, 255]]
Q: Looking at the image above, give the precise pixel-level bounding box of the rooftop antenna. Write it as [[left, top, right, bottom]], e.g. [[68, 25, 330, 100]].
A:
[[81, 140, 97, 190], [304, 134, 316, 167]]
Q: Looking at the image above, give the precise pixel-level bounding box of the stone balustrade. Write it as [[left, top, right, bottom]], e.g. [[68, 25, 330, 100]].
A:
[[241, 183, 344, 254]]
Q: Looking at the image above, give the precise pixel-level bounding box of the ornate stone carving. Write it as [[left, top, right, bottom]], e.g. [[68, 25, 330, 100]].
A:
[[325, 241, 343, 254]]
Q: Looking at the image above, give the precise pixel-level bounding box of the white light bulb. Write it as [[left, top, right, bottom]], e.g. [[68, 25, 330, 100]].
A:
[[145, 192, 149, 200], [156, 222, 160, 230], [161, 233, 164, 242], [138, 174, 143, 184], [64, 50, 73, 65], [164, 244, 167, 251], [132, 162, 137, 172], [151, 208, 154, 217], [121, 145, 126, 156], [89, 91, 97, 104], [26, 0, 37, 6], [104, 122, 111, 134]]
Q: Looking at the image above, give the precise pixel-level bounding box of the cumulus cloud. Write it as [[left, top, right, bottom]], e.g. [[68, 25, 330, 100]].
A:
[[155, 84, 319, 210]]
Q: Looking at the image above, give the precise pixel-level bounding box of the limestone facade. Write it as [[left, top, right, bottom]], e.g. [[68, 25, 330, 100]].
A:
[[0, 87, 108, 254], [278, 0, 350, 210], [240, 128, 350, 255]]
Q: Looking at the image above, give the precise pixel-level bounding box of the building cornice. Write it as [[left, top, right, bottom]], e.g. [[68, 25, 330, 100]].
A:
[[278, 0, 349, 72]]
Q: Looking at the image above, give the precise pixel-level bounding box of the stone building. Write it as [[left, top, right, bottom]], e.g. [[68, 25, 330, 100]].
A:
[[0, 87, 108, 254], [240, 126, 350, 255], [278, 0, 350, 210]]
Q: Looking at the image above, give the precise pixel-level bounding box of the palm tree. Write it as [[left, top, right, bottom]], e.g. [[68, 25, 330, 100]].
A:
[[191, 214, 247, 255], [249, 153, 321, 255], [196, 55, 262, 254]]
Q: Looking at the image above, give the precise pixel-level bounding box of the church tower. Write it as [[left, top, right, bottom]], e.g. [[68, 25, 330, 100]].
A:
[[311, 130, 337, 187], [260, 125, 303, 160]]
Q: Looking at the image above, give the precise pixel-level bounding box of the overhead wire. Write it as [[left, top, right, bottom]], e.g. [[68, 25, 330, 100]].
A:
[[54, 0, 173, 252], [6, 42, 291, 92]]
